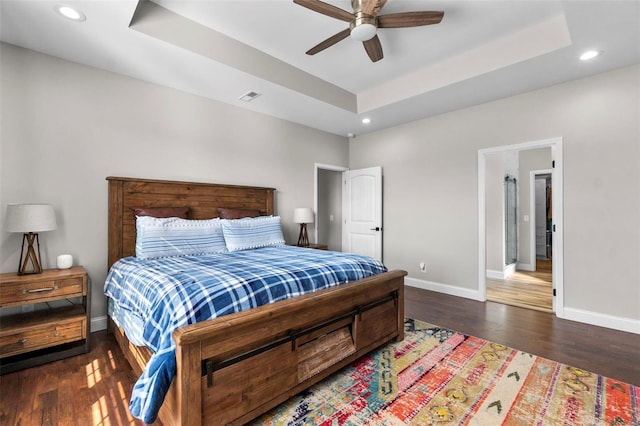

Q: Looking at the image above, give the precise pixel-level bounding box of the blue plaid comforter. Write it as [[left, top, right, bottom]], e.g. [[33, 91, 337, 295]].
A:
[[104, 245, 387, 423]]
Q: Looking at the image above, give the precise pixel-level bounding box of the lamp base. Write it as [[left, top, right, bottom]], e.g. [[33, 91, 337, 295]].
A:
[[297, 223, 310, 247], [18, 233, 43, 275]]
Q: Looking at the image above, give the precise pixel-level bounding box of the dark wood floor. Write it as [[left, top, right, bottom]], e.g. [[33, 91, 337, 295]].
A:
[[0, 331, 151, 426], [1, 287, 639, 425], [405, 286, 640, 386]]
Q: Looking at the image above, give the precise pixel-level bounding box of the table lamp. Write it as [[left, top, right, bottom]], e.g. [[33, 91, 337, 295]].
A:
[[5, 203, 57, 275], [293, 207, 314, 247]]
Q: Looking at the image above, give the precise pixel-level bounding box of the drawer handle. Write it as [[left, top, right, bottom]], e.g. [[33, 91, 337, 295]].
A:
[[23, 286, 58, 294], [53, 332, 60, 337], [19, 338, 28, 344]]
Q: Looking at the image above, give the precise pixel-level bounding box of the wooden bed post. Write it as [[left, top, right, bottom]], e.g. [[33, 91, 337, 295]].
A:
[[107, 178, 124, 269], [175, 341, 202, 426], [396, 281, 405, 341]]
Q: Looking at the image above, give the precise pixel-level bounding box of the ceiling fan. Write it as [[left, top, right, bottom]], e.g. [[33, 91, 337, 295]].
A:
[[293, 0, 444, 62]]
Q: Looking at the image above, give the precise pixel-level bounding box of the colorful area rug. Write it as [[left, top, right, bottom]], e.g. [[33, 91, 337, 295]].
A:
[[251, 319, 639, 425]]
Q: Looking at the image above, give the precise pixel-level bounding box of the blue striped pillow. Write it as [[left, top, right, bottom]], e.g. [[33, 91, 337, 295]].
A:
[[135, 216, 227, 259], [221, 216, 285, 251]]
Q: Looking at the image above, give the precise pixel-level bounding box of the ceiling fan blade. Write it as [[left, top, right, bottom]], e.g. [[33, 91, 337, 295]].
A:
[[363, 35, 383, 62], [306, 28, 351, 55], [293, 0, 354, 22], [362, 0, 388, 17], [378, 11, 444, 28]]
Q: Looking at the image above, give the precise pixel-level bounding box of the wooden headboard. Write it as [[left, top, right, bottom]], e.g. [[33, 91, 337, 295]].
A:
[[106, 176, 275, 268]]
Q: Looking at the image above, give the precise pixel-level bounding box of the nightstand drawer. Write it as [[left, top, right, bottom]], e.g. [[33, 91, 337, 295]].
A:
[[0, 276, 84, 307], [0, 316, 86, 358]]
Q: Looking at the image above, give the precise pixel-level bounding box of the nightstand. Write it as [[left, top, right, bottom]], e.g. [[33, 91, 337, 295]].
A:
[[0, 266, 91, 374], [302, 243, 329, 250]]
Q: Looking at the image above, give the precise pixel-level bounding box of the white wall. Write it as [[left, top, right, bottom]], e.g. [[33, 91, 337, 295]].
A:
[[0, 43, 349, 322], [350, 64, 640, 328]]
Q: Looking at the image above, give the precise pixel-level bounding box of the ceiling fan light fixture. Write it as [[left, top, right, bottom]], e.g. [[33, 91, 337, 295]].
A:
[[350, 23, 377, 41], [294, 0, 444, 62]]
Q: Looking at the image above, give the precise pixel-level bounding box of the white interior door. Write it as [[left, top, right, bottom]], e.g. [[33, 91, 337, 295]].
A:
[[342, 166, 382, 261]]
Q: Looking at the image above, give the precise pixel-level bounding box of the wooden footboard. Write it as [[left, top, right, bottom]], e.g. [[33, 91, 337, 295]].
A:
[[113, 269, 405, 426]]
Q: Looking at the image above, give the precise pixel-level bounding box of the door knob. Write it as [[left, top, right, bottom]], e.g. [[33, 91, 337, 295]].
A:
[[370, 227, 381, 231]]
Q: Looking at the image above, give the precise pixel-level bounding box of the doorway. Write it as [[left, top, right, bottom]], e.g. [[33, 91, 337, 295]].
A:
[[314, 163, 347, 251], [487, 168, 554, 312], [478, 138, 564, 317], [532, 171, 553, 262], [314, 164, 384, 261]]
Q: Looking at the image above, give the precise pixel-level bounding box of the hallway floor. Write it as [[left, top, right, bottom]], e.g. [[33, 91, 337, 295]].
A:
[[487, 259, 553, 312]]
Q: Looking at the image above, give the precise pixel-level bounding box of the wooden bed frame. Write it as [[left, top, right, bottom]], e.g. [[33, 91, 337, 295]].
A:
[[106, 176, 407, 425]]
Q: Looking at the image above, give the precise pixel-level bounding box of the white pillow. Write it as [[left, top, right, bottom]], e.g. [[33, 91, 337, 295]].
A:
[[221, 216, 285, 252], [135, 216, 227, 259]]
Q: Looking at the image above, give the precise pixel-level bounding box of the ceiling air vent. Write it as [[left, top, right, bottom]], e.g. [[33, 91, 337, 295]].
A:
[[239, 91, 262, 102]]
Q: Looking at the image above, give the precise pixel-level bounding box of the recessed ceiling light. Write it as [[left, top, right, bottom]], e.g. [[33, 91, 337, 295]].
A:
[[579, 50, 600, 61], [362, 118, 371, 124], [54, 5, 86, 22]]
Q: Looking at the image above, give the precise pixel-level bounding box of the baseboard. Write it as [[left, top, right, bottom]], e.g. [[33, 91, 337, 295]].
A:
[[407, 276, 639, 335], [504, 263, 516, 277], [562, 308, 640, 335], [517, 262, 535, 272], [486, 263, 516, 280], [91, 315, 108, 333], [486, 270, 503, 280], [405, 277, 483, 301]]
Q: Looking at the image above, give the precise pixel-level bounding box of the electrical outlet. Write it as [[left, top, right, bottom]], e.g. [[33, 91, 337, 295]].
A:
[[419, 262, 426, 272]]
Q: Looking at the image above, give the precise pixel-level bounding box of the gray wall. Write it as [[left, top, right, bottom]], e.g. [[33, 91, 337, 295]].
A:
[[3, 42, 638, 331], [350, 64, 640, 324], [485, 152, 505, 273], [0, 43, 349, 321]]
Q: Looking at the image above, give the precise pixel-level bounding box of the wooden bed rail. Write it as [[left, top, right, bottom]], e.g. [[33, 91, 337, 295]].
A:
[[174, 269, 407, 346], [202, 290, 399, 386]]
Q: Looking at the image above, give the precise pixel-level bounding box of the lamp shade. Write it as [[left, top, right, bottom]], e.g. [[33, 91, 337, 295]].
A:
[[5, 204, 57, 233], [293, 207, 314, 224]]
